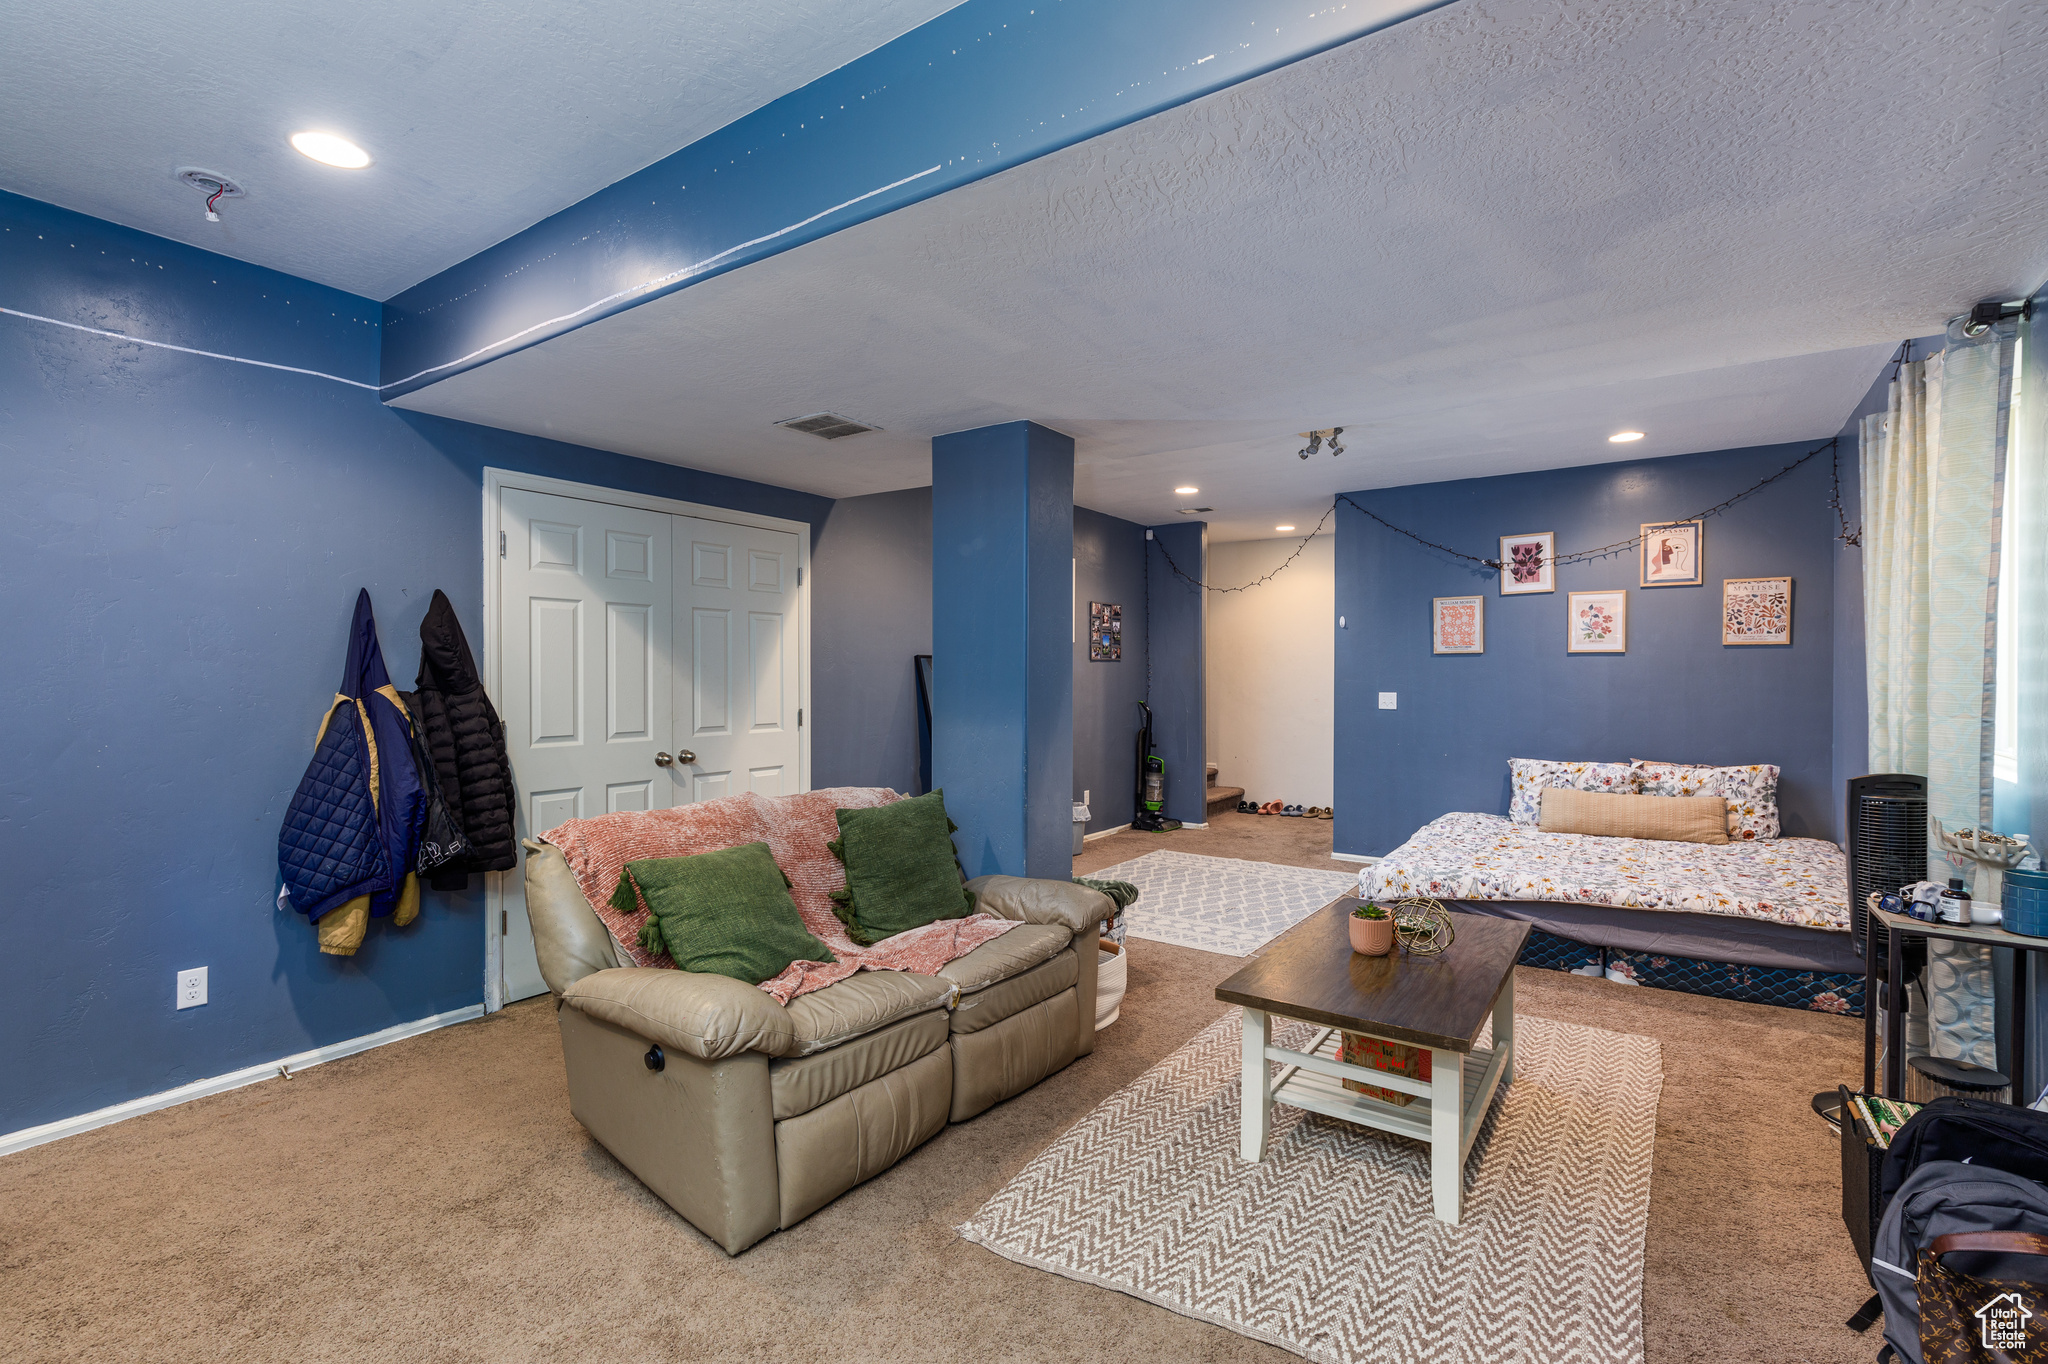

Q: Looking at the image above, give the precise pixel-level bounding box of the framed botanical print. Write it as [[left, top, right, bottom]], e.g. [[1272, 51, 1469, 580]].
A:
[[1499, 532, 1555, 595], [1640, 520, 1703, 587], [1723, 577, 1791, 645], [1567, 589, 1627, 653], [1432, 595, 1484, 654]]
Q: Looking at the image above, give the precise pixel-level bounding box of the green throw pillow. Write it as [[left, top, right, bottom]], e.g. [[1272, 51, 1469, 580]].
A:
[[613, 842, 835, 985], [827, 789, 977, 945]]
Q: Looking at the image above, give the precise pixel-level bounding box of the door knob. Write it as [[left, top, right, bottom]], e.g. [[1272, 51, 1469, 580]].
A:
[[677, 749, 697, 764], [654, 750, 698, 767], [654, 752, 673, 767]]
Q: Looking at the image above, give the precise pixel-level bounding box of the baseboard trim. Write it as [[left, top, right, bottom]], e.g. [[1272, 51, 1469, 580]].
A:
[[0, 1003, 485, 1159], [1330, 852, 1380, 864], [1082, 823, 1131, 842]]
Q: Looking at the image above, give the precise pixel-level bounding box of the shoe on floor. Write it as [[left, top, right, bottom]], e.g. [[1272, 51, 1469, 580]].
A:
[[1284, 804, 1303, 817], [1260, 800, 1284, 815], [1237, 799, 1255, 813]]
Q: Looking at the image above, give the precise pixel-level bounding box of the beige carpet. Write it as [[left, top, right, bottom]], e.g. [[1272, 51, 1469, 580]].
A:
[[0, 819, 1877, 1363], [963, 1012, 1662, 1363]]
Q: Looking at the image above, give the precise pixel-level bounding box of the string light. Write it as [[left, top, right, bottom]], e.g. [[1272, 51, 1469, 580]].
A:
[[1148, 436, 1848, 592]]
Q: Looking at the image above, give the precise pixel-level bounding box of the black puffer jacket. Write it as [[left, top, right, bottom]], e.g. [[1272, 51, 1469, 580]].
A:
[[407, 591, 516, 886]]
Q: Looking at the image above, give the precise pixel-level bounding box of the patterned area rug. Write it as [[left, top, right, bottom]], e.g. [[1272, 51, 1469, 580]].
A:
[[1087, 851, 1359, 956], [960, 1010, 1661, 1364]]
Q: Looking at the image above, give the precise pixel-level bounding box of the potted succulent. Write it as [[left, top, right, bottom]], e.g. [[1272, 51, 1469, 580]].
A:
[[1349, 901, 1394, 956]]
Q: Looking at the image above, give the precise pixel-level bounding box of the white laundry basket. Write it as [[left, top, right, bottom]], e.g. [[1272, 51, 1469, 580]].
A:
[[1095, 944, 1128, 1030]]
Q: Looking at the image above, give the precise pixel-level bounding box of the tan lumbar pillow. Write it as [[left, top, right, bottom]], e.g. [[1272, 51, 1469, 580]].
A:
[[1538, 788, 1729, 845]]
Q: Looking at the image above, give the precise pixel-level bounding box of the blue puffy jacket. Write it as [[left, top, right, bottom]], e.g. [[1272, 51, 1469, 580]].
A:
[[278, 590, 427, 955]]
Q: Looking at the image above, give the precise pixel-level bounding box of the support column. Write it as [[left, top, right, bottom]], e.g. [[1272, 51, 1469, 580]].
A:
[[1146, 522, 1208, 825], [932, 421, 1075, 878]]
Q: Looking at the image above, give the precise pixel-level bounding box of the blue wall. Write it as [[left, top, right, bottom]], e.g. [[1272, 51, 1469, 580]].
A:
[[810, 492, 1148, 832], [812, 486, 932, 795], [1074, 506, 1150, 832], [1146, 522, 1209, 825], [931, 422, 1076, 878], [1335, 442, 1842, 856], [0, 191, 831, 1134]]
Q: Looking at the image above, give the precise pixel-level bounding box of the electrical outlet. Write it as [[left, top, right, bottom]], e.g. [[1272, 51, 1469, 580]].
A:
[[176, 966, 208, 1010], [1378, 692, 1397, 710]]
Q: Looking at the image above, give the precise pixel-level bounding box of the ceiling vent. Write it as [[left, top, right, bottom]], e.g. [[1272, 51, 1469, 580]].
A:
[[775, 412, 879, 440], [1176, 506, 1213, 514]]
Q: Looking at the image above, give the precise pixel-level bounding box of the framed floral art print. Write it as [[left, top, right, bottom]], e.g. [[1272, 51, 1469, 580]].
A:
[[1432, 595, 1484, 654], [1567, 590, 1627, 653], [1723, 577, 1792, 645], [1499, 532, 1555, 595], [1640, 520, 1703, 587]]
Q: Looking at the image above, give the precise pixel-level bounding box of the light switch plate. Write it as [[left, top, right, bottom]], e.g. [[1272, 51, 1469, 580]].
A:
[[176, 966, 208, 1010], [1378, 692, 1397, 710]]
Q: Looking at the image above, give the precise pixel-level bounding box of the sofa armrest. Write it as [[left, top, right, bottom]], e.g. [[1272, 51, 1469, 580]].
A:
[[965, 874, 1113, 935], [561, 968, 797, 1061], [522, 838, 621, 995]]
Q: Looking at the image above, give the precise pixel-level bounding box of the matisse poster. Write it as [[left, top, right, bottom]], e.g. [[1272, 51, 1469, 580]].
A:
[[1723, 577, 1791, 645]]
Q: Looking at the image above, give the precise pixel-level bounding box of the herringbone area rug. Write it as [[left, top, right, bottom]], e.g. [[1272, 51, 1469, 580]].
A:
[[1088, 850, 1360, 955], [961, 1009, 1661, 1363]]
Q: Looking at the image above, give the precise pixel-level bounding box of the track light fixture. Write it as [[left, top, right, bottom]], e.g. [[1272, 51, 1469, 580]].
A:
[[1296, 427, 1345, 460]]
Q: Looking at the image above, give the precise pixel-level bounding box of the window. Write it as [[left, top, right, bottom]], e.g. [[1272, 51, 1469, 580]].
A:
[[1995, 334, 2024, 785]]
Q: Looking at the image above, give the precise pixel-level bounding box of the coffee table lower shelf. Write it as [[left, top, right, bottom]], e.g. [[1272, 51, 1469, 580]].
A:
[[1239, 978, 1515, 1225]]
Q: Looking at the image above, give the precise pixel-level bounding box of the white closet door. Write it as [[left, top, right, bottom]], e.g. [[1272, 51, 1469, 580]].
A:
[[672, 515, 802, 804], [498, 489, 672, 1001]]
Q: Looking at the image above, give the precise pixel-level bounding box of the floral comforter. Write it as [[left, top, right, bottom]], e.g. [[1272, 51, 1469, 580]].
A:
[[1359, 812, 1849, 932]]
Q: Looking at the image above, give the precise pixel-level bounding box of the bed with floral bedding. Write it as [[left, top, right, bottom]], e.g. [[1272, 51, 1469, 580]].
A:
[[1360, 811, 1849, 931], [1360, 810, 1868, 1015]]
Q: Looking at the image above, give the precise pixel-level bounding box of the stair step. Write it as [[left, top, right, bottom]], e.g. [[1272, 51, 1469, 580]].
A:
[[1205, 762, 1219, 781], [1206, 785, 1245, 811]]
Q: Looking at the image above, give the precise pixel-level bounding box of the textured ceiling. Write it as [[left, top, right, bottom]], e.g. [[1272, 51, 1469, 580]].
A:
[[0, 0, 963, 299], [394, 0, 2048, 539]]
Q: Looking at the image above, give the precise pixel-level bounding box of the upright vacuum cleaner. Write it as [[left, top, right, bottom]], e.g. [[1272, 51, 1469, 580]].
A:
[[1131, 702, 1181, 833]]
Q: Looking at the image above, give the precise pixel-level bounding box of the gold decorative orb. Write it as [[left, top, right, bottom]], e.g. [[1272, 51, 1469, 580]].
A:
[[1392, 897, 1455, 956]]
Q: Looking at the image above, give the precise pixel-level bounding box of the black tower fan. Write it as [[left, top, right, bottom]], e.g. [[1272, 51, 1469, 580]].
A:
[[1847, 773, 1929, 960], [1813, 774, 1929, 1130]]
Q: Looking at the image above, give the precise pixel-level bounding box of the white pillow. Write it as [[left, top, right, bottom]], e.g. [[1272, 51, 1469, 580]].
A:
[[1507, 759, 1639, 826], [1632, 761, 1782, 841]]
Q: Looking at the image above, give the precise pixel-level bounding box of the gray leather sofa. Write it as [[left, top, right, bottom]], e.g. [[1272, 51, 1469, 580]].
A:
[[522, 839, 1107, 1254]]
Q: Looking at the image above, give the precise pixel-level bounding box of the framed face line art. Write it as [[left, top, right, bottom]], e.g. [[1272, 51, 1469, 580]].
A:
[[1640, 520, 1703, 587], [1499, 532, 1555, 595]]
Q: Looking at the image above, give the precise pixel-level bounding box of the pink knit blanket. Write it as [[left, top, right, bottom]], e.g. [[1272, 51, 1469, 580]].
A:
[[541, 787, 1018, 1004]]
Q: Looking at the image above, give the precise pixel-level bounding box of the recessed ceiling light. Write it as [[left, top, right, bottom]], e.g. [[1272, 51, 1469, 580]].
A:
[[1174, 485, 1199, 495], [1275, 525, 1296, 532], [1608, 430, 1645, 443], [290, 131, 372, 169]]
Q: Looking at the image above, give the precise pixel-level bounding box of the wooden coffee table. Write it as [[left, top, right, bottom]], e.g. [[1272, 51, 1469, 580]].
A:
[[1215, 898, 1528, 1224]]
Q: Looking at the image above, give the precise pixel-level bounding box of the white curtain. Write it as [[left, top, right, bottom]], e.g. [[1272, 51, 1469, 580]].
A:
[[2010, 300, 2048, 1100], [1862, 356, 1940, 774], [1863, 318, 2019, 1070]]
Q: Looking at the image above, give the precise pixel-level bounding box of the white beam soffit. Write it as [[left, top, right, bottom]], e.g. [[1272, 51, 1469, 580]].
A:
[[377, 0, 1453, 396], [391, 0, 2048, 536]]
